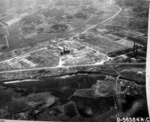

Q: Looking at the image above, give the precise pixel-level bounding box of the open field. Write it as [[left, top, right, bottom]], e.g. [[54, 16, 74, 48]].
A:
[[77, 32, 127, 55], [0, 2, 118, 53], [0, 2, 122, 70]]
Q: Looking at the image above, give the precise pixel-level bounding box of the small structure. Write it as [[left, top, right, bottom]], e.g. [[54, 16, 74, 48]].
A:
[[60, 47, 70, 56]]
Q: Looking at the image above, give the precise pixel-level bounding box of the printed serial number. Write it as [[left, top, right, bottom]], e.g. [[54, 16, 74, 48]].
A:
[[117, 117, 150, 122]]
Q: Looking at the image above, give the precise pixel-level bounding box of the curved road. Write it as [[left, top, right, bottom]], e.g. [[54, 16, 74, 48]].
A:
[[70, 3, 122, 40]]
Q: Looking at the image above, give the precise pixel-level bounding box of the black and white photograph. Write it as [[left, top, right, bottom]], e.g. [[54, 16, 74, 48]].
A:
[[0, 0, 149, 121]]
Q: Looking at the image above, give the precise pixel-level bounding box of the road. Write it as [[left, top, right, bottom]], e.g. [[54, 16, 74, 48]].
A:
[[5, 27, 9, 49], [0, 63, 145, 74], [70, 2, 122, 40], [0, 0, 123, 74]]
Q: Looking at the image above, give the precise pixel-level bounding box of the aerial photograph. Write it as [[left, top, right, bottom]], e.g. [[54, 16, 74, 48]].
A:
[[0, 0, 149, 121]]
